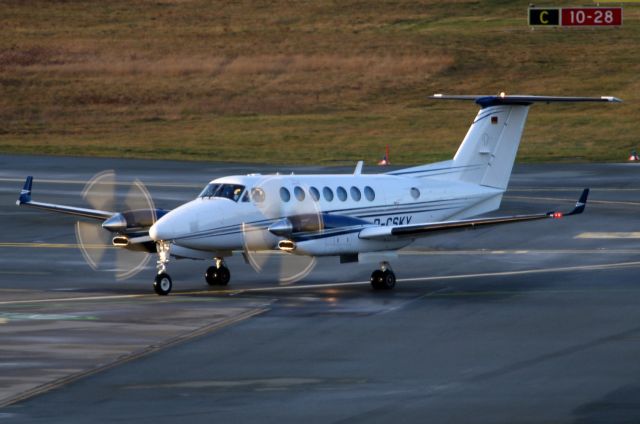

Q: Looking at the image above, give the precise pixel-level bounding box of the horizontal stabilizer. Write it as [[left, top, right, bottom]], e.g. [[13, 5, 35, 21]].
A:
[[430, 94, 622, 108]]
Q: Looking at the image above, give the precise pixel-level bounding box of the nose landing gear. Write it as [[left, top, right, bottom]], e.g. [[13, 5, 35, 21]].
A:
[[154, 272, 173, 295], [370, 261, 396, 290], [153, 241, 172, 295]]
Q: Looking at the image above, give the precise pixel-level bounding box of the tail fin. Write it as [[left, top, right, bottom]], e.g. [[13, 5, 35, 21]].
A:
[[430, 94, 621, 190]]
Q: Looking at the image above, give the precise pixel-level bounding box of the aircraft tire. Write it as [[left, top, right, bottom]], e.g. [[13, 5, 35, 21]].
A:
[[381, 270, 396, 290], [154, 272, 172, 296], [205, 265, 230, 286], [217, 266, 231, 286], [370, 270, 385, 290], [205, 266, 219, 286]]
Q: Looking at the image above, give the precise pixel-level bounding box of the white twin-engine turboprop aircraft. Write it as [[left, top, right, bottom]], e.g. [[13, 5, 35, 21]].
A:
[[18, 94, 620, 295]]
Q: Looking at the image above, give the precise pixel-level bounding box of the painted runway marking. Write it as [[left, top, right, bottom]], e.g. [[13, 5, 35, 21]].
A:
[[177, 260, 640, 295], [0, 307, 269, 408], [1, 242, 638, 256], [0, 242, 109, 249], [401, 249, 640, 255], [3, 260, 640, 305], [0, 177, 201, 188], [0, 313, 98, 322], [509, 187, 640, 192], [0, 294, 147, 306], [505, 195, 640, 208], [575, 232, 640, 239], [0, 271, 49, 276]]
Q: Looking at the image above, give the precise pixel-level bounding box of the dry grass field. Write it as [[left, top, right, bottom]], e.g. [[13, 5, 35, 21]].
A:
[[1, 0, 638, 164]]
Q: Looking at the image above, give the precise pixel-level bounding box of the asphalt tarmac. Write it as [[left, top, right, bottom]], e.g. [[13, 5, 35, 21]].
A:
[[2, 155, 640, 423]]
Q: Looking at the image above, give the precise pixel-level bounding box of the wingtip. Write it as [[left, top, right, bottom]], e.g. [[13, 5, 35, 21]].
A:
[[567, 188, 589, 216], [18, 176, 33, 205]]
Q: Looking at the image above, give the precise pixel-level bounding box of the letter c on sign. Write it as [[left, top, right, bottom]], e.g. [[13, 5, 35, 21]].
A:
[[540, 10, 549, 24]]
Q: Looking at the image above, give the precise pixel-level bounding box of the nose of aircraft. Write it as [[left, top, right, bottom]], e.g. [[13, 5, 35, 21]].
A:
[[148, 199, 213, 242], [149, 206, 188, 241], [148, 220, 162, 241]]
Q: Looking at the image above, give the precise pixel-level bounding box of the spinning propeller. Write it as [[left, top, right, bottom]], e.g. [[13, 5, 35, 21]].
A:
[[75, 170, 160, 280], [242, 177, 320, 285]]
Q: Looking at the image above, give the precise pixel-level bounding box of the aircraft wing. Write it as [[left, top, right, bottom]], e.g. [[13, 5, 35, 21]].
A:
[[359, 189, 589, 240], [16, 176, 114, 220]]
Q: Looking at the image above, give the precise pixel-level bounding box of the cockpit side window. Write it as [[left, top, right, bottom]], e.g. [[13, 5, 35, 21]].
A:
[[199, 183, 220, 198], [199, 183, 245, 202]]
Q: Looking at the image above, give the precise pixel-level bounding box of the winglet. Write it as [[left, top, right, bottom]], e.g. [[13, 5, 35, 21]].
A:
[[17, 176, 33, 205], [547, 188, 589, 218], [566, 188, 590, 216]]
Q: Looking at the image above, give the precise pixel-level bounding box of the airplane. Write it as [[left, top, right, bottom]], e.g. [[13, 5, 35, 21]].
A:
[[17, 93, 620, 295]]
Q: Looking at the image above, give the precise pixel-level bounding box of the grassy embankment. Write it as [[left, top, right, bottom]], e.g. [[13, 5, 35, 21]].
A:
[[1, 1, 638, 165]]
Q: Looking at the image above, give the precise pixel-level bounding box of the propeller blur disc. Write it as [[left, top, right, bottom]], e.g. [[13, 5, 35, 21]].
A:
[[242, 176, 320, 285], [74, 170, 156, 281]]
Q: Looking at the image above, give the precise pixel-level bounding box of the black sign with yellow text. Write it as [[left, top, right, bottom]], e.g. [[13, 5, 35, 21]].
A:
[[529, 8, 560, 26]]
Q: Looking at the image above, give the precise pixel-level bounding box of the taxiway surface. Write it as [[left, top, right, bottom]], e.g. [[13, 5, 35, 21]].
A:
[[1, 155, 640, 423]]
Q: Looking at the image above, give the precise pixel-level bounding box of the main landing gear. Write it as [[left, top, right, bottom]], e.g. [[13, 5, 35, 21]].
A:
[[205, 258, 231, 286], [370, 261, 396, 290]]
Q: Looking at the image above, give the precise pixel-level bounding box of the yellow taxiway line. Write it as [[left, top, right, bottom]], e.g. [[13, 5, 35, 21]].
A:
[[2, 242, 639, 255], [0, 177, 201, 189], [0, 242, 110, 249]]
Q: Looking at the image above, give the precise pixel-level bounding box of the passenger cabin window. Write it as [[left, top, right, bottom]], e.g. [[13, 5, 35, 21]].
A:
[[410, 187, 420, 199], [294, 186, 305, 201], [310, 186, 320, 201], [364, 186, 375, 201], [323, 187, 334, 201], [350, 186, 361, 201], [337, 186, 347, 201], [199, 183, 245, 202], [280, 187, 291, 202]]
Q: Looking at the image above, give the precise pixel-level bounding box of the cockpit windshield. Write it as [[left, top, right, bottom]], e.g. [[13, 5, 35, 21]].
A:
[[199, 183, 245, 202]]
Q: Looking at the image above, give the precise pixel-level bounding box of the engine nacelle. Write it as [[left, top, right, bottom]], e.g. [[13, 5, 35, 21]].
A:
[[102, 209, 169, 233]]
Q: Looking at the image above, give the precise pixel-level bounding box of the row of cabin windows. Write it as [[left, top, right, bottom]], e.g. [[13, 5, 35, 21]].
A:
[[279, 186, 375, 203], [200, 183, 420, 203]]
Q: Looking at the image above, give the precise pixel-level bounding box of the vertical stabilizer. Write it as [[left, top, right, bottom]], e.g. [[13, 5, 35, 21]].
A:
[[452, 104, 529, 190], [425, 94, 621, 189]]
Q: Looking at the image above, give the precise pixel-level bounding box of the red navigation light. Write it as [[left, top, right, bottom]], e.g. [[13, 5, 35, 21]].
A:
[[553, 212, 563, 219]]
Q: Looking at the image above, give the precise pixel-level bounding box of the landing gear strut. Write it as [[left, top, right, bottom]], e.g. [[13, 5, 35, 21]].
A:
[[205, 257, 231, 286], [153, 241, 172, 295], [370, 261, 396, 290]]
